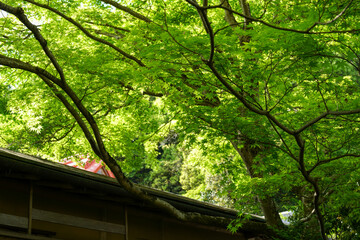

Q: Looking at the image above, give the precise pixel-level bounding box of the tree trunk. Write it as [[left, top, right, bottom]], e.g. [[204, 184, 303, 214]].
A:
[[231, 139, 284, 228], [220, 0, 283, 228]]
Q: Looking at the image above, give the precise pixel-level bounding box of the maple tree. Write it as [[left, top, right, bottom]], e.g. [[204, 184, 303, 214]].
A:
[[1, 0, 360, 238]]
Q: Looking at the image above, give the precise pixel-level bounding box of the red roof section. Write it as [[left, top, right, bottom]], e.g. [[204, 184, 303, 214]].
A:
[[62, 157, 115, 178]]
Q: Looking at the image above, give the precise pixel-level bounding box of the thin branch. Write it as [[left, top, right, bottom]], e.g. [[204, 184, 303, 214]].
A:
[[295, 135, 326, 240], [295, 112, 329, 134], [214, 22, 243, 36], [267, 119, 297, 161], [266, 59, 297, 112], [0, 54, 61, 85], [195, 112, 294, 158], [84, 21, 130, 32], [0, 55, 99, 156], [338, 115, 360, 123], [335, 38, 360, 61], [39, 75, 101, 156], [91, 29, 125, 39], [295, 109, 360, 134], [140, 111, 180, 143], [300, 209, 316, 223], [317, 81, 329, 112], [0, 53, 106, 158], [256, 0, 270, 20], [86, 70, 163, 97], [318, 0, 330, 21], [312, 53, 359, 72], [43, 121, 77, 143], [155, 21, 203, 58], [207, 61, 296, 135], [202, 3, 359, 34], [306, 0, 354, 32], [100, 0, 152, 23], [308, 154, 360, 173], [185, 0, 215, 62], [0, 2, 65, 81], [22, 0, 145, 67], [310, 129, 322, 164]]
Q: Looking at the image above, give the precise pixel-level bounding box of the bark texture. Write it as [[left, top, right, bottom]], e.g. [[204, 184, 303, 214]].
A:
[[231, 139, 284, 227]]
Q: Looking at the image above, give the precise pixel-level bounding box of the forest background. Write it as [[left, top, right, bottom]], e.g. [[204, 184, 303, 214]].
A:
[[0, 0, 360, 239]]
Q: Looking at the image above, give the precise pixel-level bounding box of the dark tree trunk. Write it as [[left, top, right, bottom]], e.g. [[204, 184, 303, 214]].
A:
[[231, 139, 284, 228]]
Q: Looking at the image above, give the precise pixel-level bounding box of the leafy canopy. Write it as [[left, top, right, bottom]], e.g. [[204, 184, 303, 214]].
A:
[[1, 0, 360, 238]]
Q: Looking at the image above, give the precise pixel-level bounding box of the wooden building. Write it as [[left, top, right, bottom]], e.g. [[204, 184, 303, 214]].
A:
[[0, 148, 267, 240]]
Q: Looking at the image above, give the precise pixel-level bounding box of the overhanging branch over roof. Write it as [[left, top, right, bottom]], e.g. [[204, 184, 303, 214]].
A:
[[0, 148, 266, 223]]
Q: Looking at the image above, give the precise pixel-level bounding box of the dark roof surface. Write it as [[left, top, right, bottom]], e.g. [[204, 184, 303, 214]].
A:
[[0, 148, 265, 222]]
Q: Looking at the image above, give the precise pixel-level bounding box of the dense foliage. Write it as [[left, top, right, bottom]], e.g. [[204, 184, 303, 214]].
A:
[[1, 0, 360, 239]]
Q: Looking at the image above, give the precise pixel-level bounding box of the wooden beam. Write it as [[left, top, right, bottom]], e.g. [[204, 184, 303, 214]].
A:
[[0, 213, 28, 229], [32, 209, 125, 234], [100, 208, 107, 240], [28, 181, 33, 234], [125, 206, 129, 240], [0, 229, 62, 240]]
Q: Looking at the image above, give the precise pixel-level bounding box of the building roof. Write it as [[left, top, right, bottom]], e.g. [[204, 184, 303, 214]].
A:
[[62, 158, 115, 178], [0, 148, 265, 223]]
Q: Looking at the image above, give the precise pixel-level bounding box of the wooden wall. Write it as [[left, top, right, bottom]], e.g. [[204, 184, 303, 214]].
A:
[[0, 175, 245, 240]]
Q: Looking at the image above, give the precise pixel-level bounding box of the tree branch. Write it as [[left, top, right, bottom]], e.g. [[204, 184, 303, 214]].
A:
[[22, 0, 145, 67], [0, 2, 66, 81], [39, 75, 102, 156], [0, 54, 101, 155], [306, 0, 354, 32], [100, 0, 152, 23], [84, 21, 130, 33], [187, 4, 335, 233], [0, 54, 61, 85], [300, 209, 316, 223], [207, 61, 296, 135], [295, 135, 326, 240], [202, 2, 359, 34], [46, 122, 77, 142], [295, 109, 360, 134], [185, 0, 215, 62], [267, 119, 297, 160], [311, 53, 359, 72], [308, 154, 360, 174]]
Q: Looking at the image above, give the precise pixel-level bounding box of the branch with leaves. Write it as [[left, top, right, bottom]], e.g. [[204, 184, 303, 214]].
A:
[[185, 0, 360, 238], [23, 0, 145, 67], [202, 0, 359, 34]]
